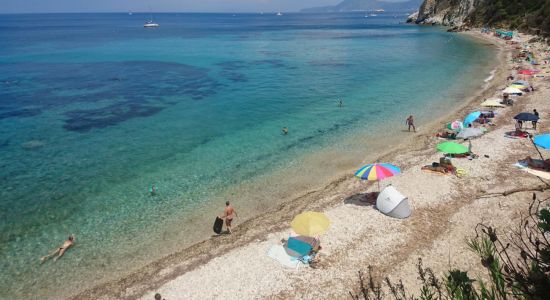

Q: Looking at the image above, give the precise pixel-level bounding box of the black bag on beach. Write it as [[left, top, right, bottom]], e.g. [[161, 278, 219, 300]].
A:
[[213, 217, 224, 234]]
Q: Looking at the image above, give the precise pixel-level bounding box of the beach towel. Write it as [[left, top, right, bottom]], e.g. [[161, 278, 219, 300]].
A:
[[514, 162, 550, 180], [267, 245, 302, 269], [505, 131, 529, 139]]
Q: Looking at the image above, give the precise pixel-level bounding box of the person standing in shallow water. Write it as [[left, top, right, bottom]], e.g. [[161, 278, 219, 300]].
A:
[[220, 201, 238, 234], [406, 115, 416, 132]]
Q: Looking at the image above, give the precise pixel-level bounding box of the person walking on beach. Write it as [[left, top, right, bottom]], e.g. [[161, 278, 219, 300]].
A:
[[406, 115, 416, 132], [533, 109, 539, 130], [40, 235, 75, 263], [220, 201, 238, 234]]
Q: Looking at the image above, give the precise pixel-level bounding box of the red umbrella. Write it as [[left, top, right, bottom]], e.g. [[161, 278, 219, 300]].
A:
[[518, 70, 534, 75]]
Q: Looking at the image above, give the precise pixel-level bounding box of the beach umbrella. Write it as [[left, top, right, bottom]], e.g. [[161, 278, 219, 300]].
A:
[[290, 211, 330, 237], [456, 127, 484, 140], [533, 134, 550, 150], [355, 163, 401, 181], [518, 70, 535, 75], [509, 84, 527, 90], [513, 80, 529, 86], [447, 120, 464, 131], [480, 99, 505, 108], [436, 142, 469, 154], [530, 134, 548, 160], [514, 112, 539, 122], [502, 87, 523, 95], [355, 163, 401, 191], [463, 111, 481, 126]]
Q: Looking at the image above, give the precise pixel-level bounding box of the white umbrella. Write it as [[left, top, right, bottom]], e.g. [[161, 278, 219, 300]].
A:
[[503, 87, 523, 95], [456, 127, 484, 140]]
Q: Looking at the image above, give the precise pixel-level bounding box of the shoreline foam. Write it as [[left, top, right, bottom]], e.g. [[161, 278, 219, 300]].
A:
[[68, 29, 541, 299]]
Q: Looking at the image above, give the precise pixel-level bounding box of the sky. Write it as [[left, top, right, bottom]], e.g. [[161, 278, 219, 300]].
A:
[[0, 0, 407, 14]]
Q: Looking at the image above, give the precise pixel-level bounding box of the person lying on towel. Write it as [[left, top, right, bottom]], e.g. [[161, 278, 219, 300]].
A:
[[521, 156, 550, 171]]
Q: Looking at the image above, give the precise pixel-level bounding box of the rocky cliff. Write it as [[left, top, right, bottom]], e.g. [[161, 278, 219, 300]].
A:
[[413, 0, 550, 38], [415, 0, 485, 26]]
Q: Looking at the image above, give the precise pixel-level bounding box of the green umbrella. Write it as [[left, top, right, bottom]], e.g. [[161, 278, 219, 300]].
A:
[[436, 142, 469, 154]]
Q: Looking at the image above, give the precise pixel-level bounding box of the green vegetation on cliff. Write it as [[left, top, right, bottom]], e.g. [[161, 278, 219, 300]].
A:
[[468, 0, 550, 38]]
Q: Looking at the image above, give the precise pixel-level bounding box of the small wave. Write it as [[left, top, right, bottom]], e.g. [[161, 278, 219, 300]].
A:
[[484, 69, 497, 82]]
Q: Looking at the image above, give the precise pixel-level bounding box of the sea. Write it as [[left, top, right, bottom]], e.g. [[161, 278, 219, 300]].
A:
[[0, 12, 497, 299]]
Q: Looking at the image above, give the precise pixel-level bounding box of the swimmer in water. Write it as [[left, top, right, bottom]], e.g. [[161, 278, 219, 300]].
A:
[[282, 127, 288, 135], [40, 235, 75, 263], [150, 184, 157, 196], [338, 99, 343, 107]]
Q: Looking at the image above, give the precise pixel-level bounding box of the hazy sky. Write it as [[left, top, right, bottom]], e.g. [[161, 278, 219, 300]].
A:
[[0, 0, 407, 14]]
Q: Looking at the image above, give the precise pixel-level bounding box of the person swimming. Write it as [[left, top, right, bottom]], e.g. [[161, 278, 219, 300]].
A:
[[40, 235, 75, 263], [150, 184, 157, 196], [282, 127, 288, 135]]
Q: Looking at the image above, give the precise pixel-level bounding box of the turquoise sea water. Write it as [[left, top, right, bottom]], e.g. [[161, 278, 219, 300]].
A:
[[0, 13, 497, 298]]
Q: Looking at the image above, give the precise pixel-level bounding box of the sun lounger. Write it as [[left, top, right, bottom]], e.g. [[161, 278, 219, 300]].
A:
[[267, 245, 302, 269]]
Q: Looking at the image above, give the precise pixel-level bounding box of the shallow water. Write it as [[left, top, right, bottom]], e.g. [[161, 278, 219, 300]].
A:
[[0, 13, 497, 298]]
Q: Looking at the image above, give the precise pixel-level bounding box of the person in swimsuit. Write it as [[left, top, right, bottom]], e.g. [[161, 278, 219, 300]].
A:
[[282, 127, 288, 135], [220, 201, 238, 234], [40, 235, 75, 263], [406, 115, 416, 132]]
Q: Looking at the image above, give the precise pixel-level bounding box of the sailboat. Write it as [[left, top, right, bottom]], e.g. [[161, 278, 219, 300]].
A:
[[144, 7, 159, 27], [276, 12, 283, 16], [144, 20, 159, 27]]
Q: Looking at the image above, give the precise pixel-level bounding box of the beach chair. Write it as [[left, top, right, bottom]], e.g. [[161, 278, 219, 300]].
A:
[[284, 237, 313, 257]]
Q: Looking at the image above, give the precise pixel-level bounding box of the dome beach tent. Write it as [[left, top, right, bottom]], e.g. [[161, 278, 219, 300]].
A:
[[376, 186, 411, 219]]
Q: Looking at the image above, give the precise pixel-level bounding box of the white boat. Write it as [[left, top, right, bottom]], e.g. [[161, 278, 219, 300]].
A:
[[144, 20, 159, 27], [369, 14, 377, 17], [276, 12, 283, 16], [375, 9, 385, 12]]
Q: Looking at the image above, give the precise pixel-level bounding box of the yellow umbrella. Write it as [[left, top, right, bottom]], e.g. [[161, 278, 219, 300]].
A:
[[480, 99, 505, 108], [509, 84, 527, 90], [290, 211, 330, 237]]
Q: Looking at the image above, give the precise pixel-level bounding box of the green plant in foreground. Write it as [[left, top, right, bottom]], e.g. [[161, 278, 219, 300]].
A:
[[350, 193, 550, 300]]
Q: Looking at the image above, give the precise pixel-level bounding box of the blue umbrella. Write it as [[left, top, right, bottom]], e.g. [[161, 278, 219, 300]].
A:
[[513, 80, 529, 86], [514, 112, 539, 122], [534, 134, 550, 149], [463, 111, 481, 126]]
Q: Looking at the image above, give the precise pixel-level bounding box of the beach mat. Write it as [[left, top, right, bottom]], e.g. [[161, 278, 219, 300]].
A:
[[267, 245, 301, 269], [514, 162, 550, 179], [213, 217, 223, 234]]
